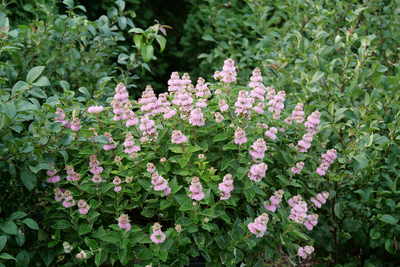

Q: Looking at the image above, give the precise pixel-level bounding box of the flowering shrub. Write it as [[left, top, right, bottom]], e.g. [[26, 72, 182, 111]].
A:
[[25, 58, 341, 267]]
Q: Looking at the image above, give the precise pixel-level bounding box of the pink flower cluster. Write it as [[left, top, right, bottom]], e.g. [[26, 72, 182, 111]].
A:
[[298, 246, 314, 259], [265, 127, 278, 140], [163, 106, 176, 119], [304, 214, 319, 230], [288, 195, 308, 223], [218, 174, 234, 200], [235, 90, 254, 118], [90, 155, 103, 183], [150, 223, 166, 244], [113, 176, 122, 192], [214, 58, 237, 83], [296, 133, 313, 153], [195, 77, 211, 97], [55, 108, 69, 128], [189, 176, 205, 201], [219, 99, 229, 112], [289, 103, 305, 124], [248, 163, 268, 182], [171, 130, 187, 144], [263, 190, 284, 212], [249, 67, 263, 89], [124, 133, 140, 154], [215, 112, 224, 123], [111, 83, 129, 121], [310, 191, 329, 208], [118, 214, 131, 232], [247, 213, 269, 237], [168, 72, 183, 94], [182, 73, 191, 87], [304, 110, 321, 135], [291, 162, 305, 174], [62, 190, 75, 208], [151, 172, 171, 197], [66, 165, 81, 182], [138, 85, 159, 116], [54, 188, 64, 202], [46, 163, 60, 183], [103, 132, 117, 151], [71, 117, 81, 132], [316, 149, 337, 176], [88, 106, 104, 114], [253, 102, 265, 115], [268, 91, 285, 119], [78, 200, 90, 214], [139, 116, 158, 142], [234, 127, 247, 145], [249, 138, 267, 161], [196, 98, 207, 108], [172, 88, 194, 113], [189, 108, 205, 126]]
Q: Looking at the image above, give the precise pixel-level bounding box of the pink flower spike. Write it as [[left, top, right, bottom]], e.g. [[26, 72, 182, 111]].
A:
[[118, 214, 131, 232], [150, 223, 166, 244]]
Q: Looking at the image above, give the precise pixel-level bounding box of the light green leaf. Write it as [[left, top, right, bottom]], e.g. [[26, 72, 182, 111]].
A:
[[26, 66, 45, 84], [11, 81, 29, 95], [155, 35, 166, 52], [22, 218, 39, 230], [142, 44, 154, 63]]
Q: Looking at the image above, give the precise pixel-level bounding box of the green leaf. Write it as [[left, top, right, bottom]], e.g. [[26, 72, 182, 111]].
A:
[[79, 87, 91, 100], [137, 248, 153, 260], [0, 221, 17, 235], [379, 214, 398, 225], [0, 253, 16, 260], [100, 25, 112, 38], [27, 66, 45, 84], [134, 35, 143, 49], [311, 71, 324, 83], [160, 200, 171, 210], [45, 96, 60, 106], [213, 134, 228, 142], [22, 218, 39, 230], [15, 250, 30, 267], [93, 135, 109, 144], [244, 238, 256, 249], [107, 7, 118, 20], [159, 250, 168, 262], [370, 228, 381, 239], [155, 35, 166, 52], [51, 220, 71, 230], [385, 239, 394, 254], [0, 236, 6, 252], [353, 153, 368, 170], [94, 250, 107, 267], [28, 163, 53, 174], [142, 44, 154, 63], [118, 16, 127, 30], [202, 35, 216, 42], [79, 225, 92, 235], [101, 232, 119, 243], [11, 81, 29, 95], [41, 249, 54, 266], [244, 188, 256, 202], [9, 212, 28, 221], [85, 237, 98, 249], [3, 101, 16, 119], [222, 143, 237, 150]]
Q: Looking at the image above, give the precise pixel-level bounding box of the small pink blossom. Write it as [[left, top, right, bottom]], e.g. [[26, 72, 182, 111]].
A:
[[151, 223, 166, 244], [78, 200, 90, 214], [247, 213, 269, 237], [118, 214, 131, 232], [171, 130, 187, 144], [234, 127, 247, 145], [189, 177, 205, 201], [88, 106, 104, 114]]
